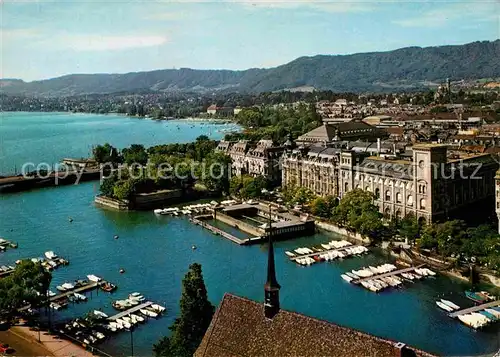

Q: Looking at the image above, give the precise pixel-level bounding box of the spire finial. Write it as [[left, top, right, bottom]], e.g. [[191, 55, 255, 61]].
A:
[[264, 204, 280, 319]]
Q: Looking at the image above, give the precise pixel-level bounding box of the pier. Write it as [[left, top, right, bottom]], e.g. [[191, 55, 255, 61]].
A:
[[289, 245, 364, 262], [0, 269, 15, 278], [449, 300, 500, 318], [19, 282, 100, 312], [191, 216, 254, 245], [0, 168, 102, 193], [108, 301, 153, 321], [351, 265, 425, 284]]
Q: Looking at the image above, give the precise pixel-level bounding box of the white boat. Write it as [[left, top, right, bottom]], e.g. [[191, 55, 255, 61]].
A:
[[285, 251, 295, 257], [140, 308, 158, 318], [151, 303, 166, 312], [48, 260, 58, 268], [94, 310, 108, 318], [87, 274, 102, 283], [153, 209, 163, 215], [122, 316, 134, 324], [50, 302, 62, 310], [61, 282, 75, 290], [436, 301, 454, 312], [116, 318, 131, 329], [125, 298, 139, 306], [130, 313, 144, 322], [440, 299, 460, 310], [48, 290, 56, 297], [341, 274, 353, 282], [129, 292, 145, 301], [45, 251, 57, 260], [73, 292, 87, 301]]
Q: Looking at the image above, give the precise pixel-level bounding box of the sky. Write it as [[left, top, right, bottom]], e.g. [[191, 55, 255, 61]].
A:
[[1, 0, 499, 81]]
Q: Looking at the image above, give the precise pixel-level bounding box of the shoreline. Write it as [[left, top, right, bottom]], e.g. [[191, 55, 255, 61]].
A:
[[1, 110, 239, 124]]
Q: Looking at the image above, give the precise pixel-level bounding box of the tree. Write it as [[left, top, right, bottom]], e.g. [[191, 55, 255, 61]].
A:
[[92, 143, 122, 166], [0, 261, 51, 319], [153, 263, 215, 357], [122, 144, 148, 166], [331, 189, 377, 228], [198, 152, 232, 193], [310, 196, 338, 218], [397, 214, 421, 244], [113, 179, 135, 200], [100, 173, 118, 197]]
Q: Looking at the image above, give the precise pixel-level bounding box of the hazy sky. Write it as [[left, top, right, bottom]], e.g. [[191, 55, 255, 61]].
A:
[[1, 0, 499, 81]]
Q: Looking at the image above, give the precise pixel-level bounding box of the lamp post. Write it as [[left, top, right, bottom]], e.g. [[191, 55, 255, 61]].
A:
[[130, 327, 134, 356]]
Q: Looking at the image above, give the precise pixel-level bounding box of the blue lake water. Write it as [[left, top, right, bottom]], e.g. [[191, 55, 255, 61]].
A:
[[0, 112, 239, 175], [0, 113, 498, 356]]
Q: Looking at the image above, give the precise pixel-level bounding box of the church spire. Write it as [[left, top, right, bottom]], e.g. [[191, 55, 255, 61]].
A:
[[264, 205, 280, 319]]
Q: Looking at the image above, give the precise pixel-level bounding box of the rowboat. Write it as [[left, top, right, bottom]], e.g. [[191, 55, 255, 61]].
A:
[[440, 299, 460, 310], [341, 274, 353, 283], [436, 301, 454, 312], [465, 290, 488, 303]]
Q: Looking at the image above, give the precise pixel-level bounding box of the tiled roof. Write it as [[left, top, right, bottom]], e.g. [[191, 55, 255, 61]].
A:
[[195, 293, 437, 357]]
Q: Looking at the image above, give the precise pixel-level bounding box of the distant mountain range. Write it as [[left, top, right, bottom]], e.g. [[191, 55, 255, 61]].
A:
[[1, 40, 499, 97]]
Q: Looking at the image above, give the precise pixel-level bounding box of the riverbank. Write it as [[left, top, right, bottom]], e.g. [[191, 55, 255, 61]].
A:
[[0, 326, 96, 357]]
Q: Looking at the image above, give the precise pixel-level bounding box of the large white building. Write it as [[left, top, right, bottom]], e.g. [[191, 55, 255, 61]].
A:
[[283, 143, 498, 223]]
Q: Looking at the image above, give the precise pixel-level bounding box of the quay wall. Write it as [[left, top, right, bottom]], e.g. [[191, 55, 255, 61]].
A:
[[94, 195, 130, 210], [133, 189, 183, 210], [316, 221, 370, 244], [95, 189, 198, 211], [214, 212, 262, 237]]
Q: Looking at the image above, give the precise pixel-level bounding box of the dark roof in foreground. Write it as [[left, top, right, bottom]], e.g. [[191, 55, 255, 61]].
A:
[[195, 293, 438, 357]]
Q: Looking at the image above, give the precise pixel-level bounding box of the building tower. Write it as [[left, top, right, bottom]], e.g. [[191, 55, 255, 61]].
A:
[[264, 207, 280, 319]]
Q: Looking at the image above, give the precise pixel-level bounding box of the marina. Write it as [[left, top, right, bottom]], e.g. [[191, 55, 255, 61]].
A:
[[287, 239, 369, 265], [351, 265, 426, 284], [19, 280, 103, 312], [449, 300, 500, 318], [108, 301, 154, 321]]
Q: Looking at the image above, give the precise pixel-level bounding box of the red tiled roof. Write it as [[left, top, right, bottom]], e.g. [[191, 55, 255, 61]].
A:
[[195, 293, 437, 357]]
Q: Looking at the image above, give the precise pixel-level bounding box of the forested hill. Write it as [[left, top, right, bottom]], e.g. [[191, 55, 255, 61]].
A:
[[2, 40, 499, 96]]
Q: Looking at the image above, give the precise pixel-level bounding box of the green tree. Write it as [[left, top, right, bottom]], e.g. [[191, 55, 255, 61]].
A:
[[0, 261, 51, 319], [310, 195, 338, 218], [153, 263, 215, 357], [122, 144, 148, 166], [113, 179, 135, 200], [329, 189, 386, 240], [198, 152, 232, 193], [100, 173, 118, 197], [397, 214, 421, 244], [92, 143, 122, 166]]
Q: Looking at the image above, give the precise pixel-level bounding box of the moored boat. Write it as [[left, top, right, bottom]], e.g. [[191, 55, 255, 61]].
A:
[[436, 301, 454, 312], [465, 290, 489, 303], [45, 251, 57, 260], [440, 299, 460, 310]]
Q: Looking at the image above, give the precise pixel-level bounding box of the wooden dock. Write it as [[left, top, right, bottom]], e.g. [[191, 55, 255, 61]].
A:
[[19, 282, 100, 312], [108, 301, 153, 321], [191, 217, 248, 245], [351, 265, 425, 284], [0, 269, 15, 278], [449, 300, 500, 318], [289, 245, 362, 262]]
